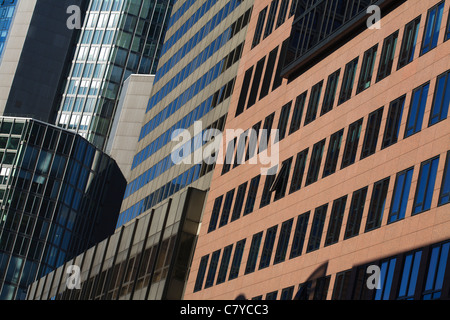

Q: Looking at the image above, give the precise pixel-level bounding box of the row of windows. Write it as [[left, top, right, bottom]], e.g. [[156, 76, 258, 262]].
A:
[[195, 152, 450, 293], [252, 0, 297, 49], [89, 0, 123, 13], [131, 40, 244, 170], [153, 0, 241, 90], [139, 7, 252, 141], [166, 0, 196, 30]]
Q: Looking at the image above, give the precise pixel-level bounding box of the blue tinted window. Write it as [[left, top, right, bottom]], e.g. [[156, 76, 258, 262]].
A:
[[429, 70, 450, 126], [388, 167, 414, 223], [405, 82, 430, 137], [398, 250, 422, 300], [423, 241, 450, 300], [375, 258, 397, 300], [413, 157, 439, 215], [421, 1, 444, 55], [439, 151, 450, 205]]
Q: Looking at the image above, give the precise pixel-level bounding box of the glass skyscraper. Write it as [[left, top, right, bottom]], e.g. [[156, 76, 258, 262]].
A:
[[56, 0, 173, 150], [0, 0, 17, 61], [0, 116, 126, 300]]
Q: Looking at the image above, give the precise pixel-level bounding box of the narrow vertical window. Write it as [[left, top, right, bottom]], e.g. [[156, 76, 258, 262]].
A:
[[233, 130, 249, 169], [288, 91, 307, 135], [276, 101, 292, 142], [412, 156, 440, 215], [219, 189, 235, 228], [289, 0, 298, 18], [397, 16, 421, 70], [360, 107, 383, 160], [274, 218, 294, 264], [422, 241, 450, 300], [321, 69, 340, 116], [397, 250, 422, 300], [376, 31, 399, 82], [438, 151, 450, 206], [247, 57, 266, 109], [228, 239, 246, 281], [252, 7, 268, 48], [290, 211, 310, 259], [221, 137, 237, 174], [332, 270, 352, 300], [341, 119, 363, 169], [260, 165, 278, 208], [259, 112, 275, 153], [421, 1, 445, 56], [375, 258, 397, 300], [230, 182, 248, 222], [280, 286, 294, 300], [259, 46, 279, 100], [365, 177, 390, 232], [325, 195, 347, 247], [208, 195, 223, 233], [338, 57, 359, 105], [323, 129, 344, 178], [305, 139, 326, 186], [235, 66, 254, 116], [445, 9, 450, 41], [264, 0, 280, 39], [381, 95, 406, 149], [194, 255, 209, 292], [276, 0, 289, 28], [216, 244, 233, 285], [259, 225, 278, 269], [244, 175, 261, 215], [306, 204, 328, 253], [357, 45, 378, 94], [304, 80, 324, 126], [344, 187, 368, 240], [204, 250, 221, 289], [246, 122, 261, 161], [272, 157, 293, 201], [289, 148, 309, 194], [388, 167, 414, 223], [404, 82, 430, 138], [266, 291, 278, 300], [272, 39, 289, 91], [429, 70, 450, 126], [245, 232, 263, 275]]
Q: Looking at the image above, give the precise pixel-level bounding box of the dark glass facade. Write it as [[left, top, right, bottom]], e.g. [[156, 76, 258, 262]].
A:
[[0, 117, 126, 300]]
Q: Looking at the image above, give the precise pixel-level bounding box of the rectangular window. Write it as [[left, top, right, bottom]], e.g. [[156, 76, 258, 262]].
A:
[[263, 0, 279, 39], [357, 45, 378, 94], [274, 218, 294, 265], [259, 46, 279, 100], [306, 204, 328, 253], [252, 7, 267, 48], [276, 0, 289, 28], [222, 137, 237, 175], [332, 270, 352, 300], [289, 148, 309, 194], [259, 112, 275, 153], [231, 182, 248, 222], [244, 175, 261, 215], [323, 129, 344, 178], [246, 122, 261, 161], [321, 69, 340, 116], [233, 130, 249, 169], [412, 156, 439, 215], [194, 255, 209, 292], [341, 119, 363, 169], [216, 244, 233, 285], [438, 151, 450, 206], [422, 241, 450, 300], [204, 250, 221, 288], [381, 95, 406, 149], [247, 57, 266, 109], [219, 189, 235, 228], [280, 286, 294, 300], [245, 232, 263, 275], [398, 16, 421, 70], [325, 195, 347, 247], [344, 187, 368, 240], [260, 165, 278, 208], [405, 82, 430, 137], [228, 239, 246, 281], [397, 250, 422, 300], [429, 69, 450, 126], [208, 196, 223, 233], [259, 225, 278, 269], [290, 211, 310, 259], [421, 1, 445, 56], [276, 101, 292, 142], [235, 66, 254, 116], [375, 258, 397, 300], [272, 39, 289, 91], [314, 276, 331, 300], [446, 9, 450, 41], [365, 177, 390, 232], [388, 167, 414, 223], [338, 57, 359, 105], [360, 107, 383, 160], [288, 91, 307, 135], [376, 31, 399, 82], [266, 291, 278, 300], [305, 139, 326, 186], [304, 80, 324, 126]]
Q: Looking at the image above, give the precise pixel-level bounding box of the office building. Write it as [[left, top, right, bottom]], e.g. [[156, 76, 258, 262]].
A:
[[55, 0, 173, 150], [0, 0, 90, 123], [185, 0, 450, 300], [116, 0, 255, 227], [0, 116, 126, 300]]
